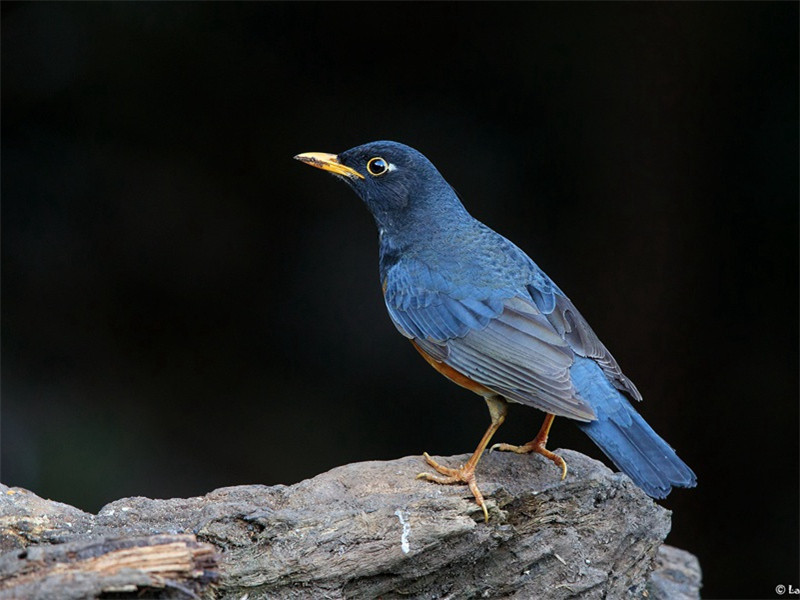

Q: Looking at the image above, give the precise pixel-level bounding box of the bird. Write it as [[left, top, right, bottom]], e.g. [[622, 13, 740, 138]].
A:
[[294, 141, 696, 521]]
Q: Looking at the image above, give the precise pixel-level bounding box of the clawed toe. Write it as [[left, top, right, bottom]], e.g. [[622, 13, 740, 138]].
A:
[[490, 413, 568, 480], [491, 440, 568, 480], [416, 452, 489, 522], [490, 442, 529, 454]]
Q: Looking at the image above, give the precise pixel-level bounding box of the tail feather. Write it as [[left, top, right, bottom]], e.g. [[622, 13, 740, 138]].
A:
[[571, 357, 697, 498]]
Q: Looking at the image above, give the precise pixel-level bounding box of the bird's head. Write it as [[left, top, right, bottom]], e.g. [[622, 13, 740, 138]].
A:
[[295, 141, 464, 233]]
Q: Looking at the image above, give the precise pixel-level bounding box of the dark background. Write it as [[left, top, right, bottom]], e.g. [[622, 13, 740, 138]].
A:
[[2, 3, 797, 598]]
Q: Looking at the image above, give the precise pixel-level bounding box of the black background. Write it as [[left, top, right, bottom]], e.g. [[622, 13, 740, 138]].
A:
[[2, 3, 797, 598]]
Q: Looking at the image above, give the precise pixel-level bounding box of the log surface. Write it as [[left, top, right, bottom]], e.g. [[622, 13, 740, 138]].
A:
[[0, 449, 701, 599]]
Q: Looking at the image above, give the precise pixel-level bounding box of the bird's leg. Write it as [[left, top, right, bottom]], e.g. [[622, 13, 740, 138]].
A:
[[417, 395, 507, 522], [490, 413, 568, 480]]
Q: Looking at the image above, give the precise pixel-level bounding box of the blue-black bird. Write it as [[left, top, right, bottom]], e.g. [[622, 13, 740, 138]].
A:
[[295, 141, 696, 521]]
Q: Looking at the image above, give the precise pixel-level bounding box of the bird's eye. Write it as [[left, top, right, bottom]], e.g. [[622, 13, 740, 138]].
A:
[[367, 157, 389, 176]]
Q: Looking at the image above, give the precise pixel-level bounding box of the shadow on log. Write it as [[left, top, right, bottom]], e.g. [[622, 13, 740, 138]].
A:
[[0, 449, 701, 599]]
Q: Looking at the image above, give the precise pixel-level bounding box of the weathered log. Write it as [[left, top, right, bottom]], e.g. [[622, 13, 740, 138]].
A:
[[0, 533, 216, 599], [0, 449, 700, 599]]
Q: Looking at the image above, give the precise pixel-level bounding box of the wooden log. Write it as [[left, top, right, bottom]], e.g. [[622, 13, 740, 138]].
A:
[[0, 449, 701, 599], [0, 534, 216, 599]]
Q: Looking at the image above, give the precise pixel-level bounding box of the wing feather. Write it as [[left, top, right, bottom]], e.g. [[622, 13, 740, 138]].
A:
[[544, 294, 643, 402]]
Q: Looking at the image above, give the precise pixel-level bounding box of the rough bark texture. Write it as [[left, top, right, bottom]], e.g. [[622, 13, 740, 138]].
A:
[[0, 449, 701, 599]]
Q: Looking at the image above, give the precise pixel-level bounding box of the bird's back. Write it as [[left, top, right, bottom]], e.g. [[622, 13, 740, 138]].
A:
[[380, 211, 543, 297]]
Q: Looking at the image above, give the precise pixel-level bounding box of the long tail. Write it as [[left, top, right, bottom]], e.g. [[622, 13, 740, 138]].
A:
[[571, 357, 697, 498]]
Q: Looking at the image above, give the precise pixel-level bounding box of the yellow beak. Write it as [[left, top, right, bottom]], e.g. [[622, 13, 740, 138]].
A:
[[294, 152, 365, 180]]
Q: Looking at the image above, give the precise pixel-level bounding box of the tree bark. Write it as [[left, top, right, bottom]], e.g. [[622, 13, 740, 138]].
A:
[[0, 449, 701, 599]]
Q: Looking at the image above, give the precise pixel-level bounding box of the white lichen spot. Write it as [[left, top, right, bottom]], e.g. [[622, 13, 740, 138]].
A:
[[394, 509, 411, 554]]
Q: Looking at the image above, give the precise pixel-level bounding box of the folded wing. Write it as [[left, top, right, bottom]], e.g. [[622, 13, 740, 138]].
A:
[[384, 260, 598, 421]]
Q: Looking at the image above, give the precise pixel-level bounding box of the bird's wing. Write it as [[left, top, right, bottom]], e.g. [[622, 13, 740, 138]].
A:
[[383, 259, 597, 421], [530, 274, 643, 402]]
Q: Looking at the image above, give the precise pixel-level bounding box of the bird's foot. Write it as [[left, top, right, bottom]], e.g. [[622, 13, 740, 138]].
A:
[[490, 441, 568, 480], [416, 452, 489, 522]]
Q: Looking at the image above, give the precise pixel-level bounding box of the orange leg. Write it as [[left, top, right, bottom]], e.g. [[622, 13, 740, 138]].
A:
[[417, 395, 507, 522], [491, 413, 568, 480]]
